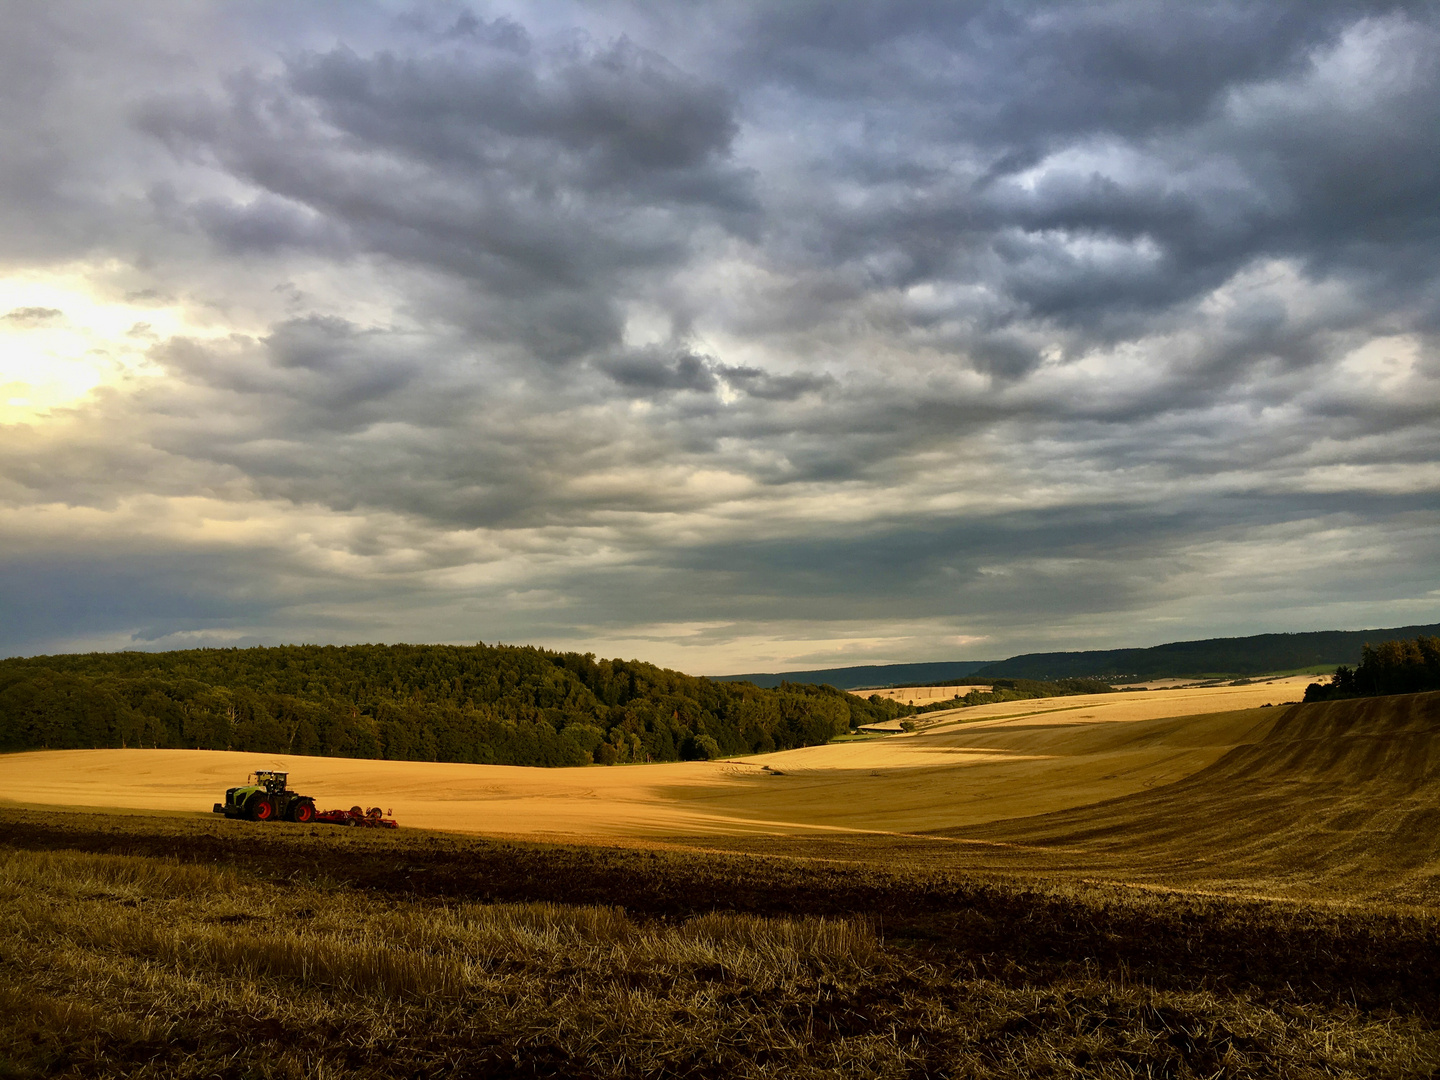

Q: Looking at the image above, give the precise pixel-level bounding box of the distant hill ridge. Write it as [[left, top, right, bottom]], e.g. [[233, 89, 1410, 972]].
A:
[[713, 660, 994, 691], [717, 622, 1440, 689]]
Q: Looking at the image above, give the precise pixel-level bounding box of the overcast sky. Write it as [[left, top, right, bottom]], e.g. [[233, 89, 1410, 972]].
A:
[[2, 1, 1438, 673]]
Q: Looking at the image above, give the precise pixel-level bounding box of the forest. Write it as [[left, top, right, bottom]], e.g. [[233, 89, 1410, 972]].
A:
[[1303, 636, 1440, 702], [0, 644, 916, 767]]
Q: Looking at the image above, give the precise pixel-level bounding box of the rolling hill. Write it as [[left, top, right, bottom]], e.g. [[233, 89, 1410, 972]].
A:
[[0, 643, 913, 767], [717, 621, 1440, 687], [977, 622, 1440, 681], [712, 659, 994, 690], [938, 689, 1440, 904]]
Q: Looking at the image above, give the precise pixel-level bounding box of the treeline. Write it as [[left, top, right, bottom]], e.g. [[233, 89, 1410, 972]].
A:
[[0, 644, 914, 767], [1304, 637, 1440, 702]]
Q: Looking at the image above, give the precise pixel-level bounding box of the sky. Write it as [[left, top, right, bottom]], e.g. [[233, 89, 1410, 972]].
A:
[[2, 1, 1438, 674]]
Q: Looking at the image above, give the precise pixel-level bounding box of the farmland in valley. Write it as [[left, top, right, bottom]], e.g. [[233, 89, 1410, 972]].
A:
[[0, 677, 1314, 841], [849, 683, 992, 705], [4, 676, 1439, 1077]]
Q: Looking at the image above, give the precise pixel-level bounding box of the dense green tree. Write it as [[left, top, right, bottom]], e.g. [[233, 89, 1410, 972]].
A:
[[0, 643, 879, 767], [1304, 636, 1440, 701]]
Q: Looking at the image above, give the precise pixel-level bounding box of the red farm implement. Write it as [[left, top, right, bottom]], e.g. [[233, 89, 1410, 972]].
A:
[[313, 806, 399, 829], [214, 772, 397, 828]]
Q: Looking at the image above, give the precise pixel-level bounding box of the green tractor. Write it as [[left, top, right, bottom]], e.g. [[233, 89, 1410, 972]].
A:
[[213, 770, 316, 823]]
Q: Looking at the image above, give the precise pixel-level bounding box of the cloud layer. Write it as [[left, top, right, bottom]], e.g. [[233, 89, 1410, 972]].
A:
[[2, 1, 1438, 671]]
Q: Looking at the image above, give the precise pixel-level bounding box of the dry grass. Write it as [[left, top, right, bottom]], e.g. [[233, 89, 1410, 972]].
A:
[[3, 844, 1438, 1079]]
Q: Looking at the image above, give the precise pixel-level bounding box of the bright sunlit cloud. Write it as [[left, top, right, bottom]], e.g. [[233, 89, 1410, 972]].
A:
[[0, 267, 217, 422]]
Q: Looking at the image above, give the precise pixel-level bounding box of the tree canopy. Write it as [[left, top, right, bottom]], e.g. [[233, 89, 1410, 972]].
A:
[[1303, 637, 1440, 702], [0, 643, 918, 767]]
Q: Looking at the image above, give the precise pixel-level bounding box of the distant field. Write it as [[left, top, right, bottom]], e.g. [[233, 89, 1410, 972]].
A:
[[849, 683, 991, 704]]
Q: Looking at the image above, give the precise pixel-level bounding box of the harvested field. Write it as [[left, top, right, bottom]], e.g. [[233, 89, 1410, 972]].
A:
[[942, 690, 1440, 905], [3, 683, 1439, 1077], [851, 683, 990, 705], [4, 837, 1438, 1079], [6, 677, 1437, 902], [0, 677, 1315, 840], [696, 691, 1440, 906]]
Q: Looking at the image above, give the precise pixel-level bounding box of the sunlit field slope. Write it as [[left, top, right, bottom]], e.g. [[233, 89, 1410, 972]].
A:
[[936, 689, 1440, 904], [12, 674, 1437, 903], [0, 678, 1309, 838]]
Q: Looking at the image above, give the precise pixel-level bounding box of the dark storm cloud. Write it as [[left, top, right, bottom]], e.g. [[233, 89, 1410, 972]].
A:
[[284, 37, 738, 180], [530, 491, 1440, 653], [596, 349, 836, 401], [720, 2, 1440, 359], [601, 349, 717, 393], [715, 365, 835, 402], [0, 1, 1437, 664], [135, 25, 755, 363], [0, 550, 272, 655], [188, 193, 349, 255]]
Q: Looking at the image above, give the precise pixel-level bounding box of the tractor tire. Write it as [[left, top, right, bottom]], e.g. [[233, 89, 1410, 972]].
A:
[[248, 795, 276, 822], [290, 798, 316, 824]]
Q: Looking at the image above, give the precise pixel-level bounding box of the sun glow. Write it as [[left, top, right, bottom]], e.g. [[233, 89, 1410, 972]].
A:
[[0, 268, 208, 423]]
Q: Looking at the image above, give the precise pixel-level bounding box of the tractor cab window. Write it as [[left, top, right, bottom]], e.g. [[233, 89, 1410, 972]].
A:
[[246, 771, 289, 794]]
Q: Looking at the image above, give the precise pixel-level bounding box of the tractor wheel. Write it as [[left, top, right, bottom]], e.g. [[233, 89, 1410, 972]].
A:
[[248, 795, 276, 821], [291, 799, 316, 824]]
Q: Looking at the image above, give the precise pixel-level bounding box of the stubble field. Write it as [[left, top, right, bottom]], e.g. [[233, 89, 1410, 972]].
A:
[[3, 676, 1438, 1078]]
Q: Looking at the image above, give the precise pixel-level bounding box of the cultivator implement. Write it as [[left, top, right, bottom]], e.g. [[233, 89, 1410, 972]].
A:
[[312, 806, 399, 829], [213, 771, 398, 828]]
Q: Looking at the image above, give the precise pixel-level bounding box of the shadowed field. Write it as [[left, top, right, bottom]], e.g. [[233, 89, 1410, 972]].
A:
[[5, 837, 1437, 1079]]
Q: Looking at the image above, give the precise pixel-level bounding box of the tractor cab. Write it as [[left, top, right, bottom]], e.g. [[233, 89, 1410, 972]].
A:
[[248, 770, 290, 795]]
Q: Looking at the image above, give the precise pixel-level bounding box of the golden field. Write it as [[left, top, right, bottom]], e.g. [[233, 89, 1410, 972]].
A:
[[0, 677, 1314, 840], [4, 675, 1440, 1078], [6, 673, 1438, 905], [849, 683, 992, 705]]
